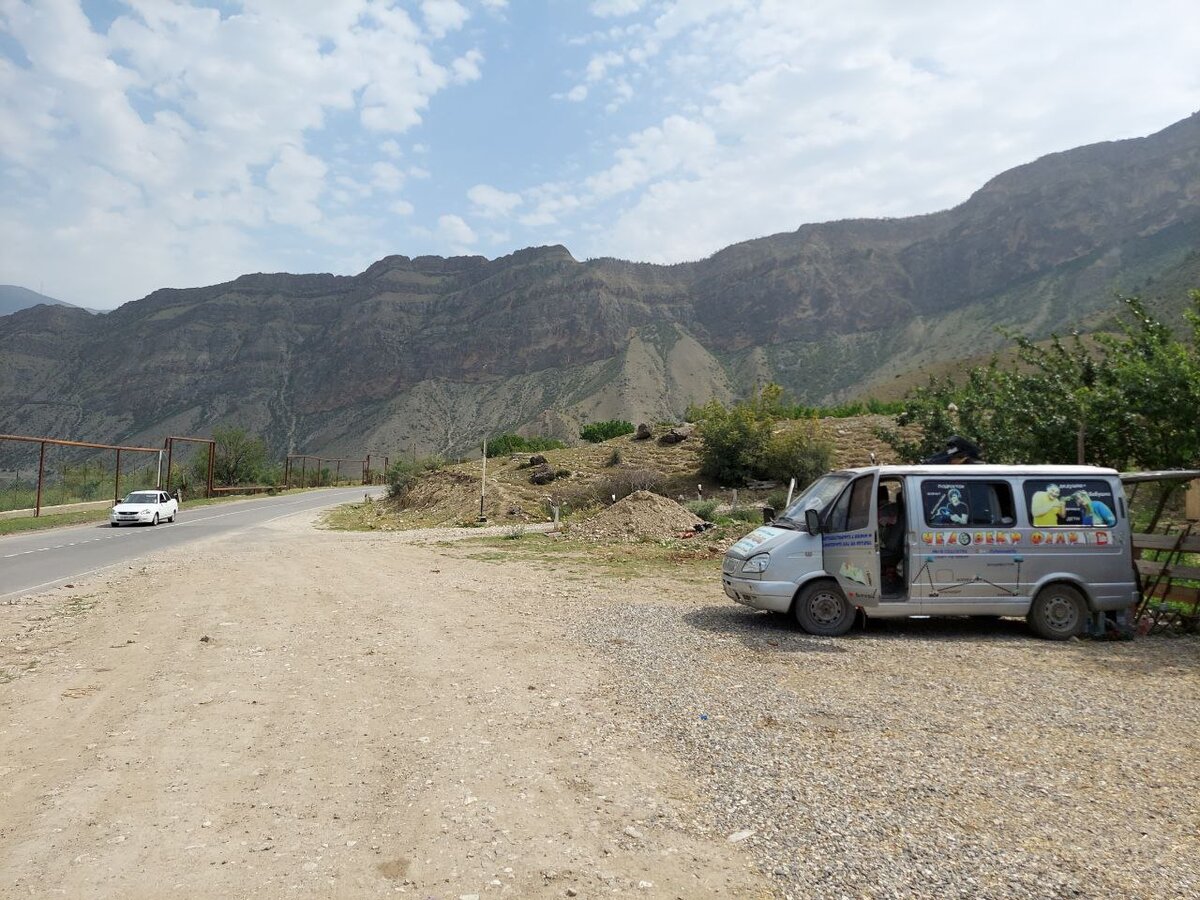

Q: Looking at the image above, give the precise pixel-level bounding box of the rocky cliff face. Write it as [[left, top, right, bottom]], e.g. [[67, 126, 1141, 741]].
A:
[[2, 112, 1199, 459]]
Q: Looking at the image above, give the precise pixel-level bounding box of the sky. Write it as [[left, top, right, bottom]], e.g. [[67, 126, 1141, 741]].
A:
[[1, 1, 1198, 310]]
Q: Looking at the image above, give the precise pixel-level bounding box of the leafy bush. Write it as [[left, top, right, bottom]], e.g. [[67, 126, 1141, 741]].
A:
[[884, 293, 1200, 469], [759, 420, 834, 486], [691, 384, 834, 486], [724, 506, 763, 524], [384, 457, 437, 501], [485, 434, 568, 458], [686, 498, 719, 520], [580, 420, 636, 443]]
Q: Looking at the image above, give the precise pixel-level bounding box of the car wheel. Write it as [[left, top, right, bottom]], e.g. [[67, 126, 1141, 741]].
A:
[[152, 513, 159, 526], [169, 510, 176, 523], [793, 580, 856, 636], [111, 522, 119, 527], [1027, 584, 1086, 640]]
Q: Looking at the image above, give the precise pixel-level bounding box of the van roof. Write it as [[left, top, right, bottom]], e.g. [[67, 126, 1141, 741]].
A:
[[837, 464, 1121, 477]]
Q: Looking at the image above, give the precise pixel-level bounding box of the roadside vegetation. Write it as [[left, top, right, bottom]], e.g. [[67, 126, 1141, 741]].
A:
[[880, 292, 1200, 470]]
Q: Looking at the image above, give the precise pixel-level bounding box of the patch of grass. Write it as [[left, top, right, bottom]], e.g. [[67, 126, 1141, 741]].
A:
[[0, 509, 111, 535]]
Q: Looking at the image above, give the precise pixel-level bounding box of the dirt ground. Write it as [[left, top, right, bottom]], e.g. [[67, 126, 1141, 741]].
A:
[[0, 511, 769, 899]]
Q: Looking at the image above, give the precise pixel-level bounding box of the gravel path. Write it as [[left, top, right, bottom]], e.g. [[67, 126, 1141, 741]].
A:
[[564, 596, 1200, 899]]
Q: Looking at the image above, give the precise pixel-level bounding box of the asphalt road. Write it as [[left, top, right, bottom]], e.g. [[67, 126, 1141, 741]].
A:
[[0, 487, 383, 601]]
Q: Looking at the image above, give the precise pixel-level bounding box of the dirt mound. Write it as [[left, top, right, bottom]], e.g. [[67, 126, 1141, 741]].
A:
[[571, 490, 702, 543]]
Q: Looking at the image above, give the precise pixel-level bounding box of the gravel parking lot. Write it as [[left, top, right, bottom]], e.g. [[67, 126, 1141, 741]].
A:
[[566, 596, 1200, 899]]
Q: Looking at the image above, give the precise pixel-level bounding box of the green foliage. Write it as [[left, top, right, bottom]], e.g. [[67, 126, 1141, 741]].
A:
[[485, 434, 568, 458], [724, 506, 763, 524], [191, 426, 270, 487], [580, 420, 636, 443], [759, 419, 835, 485], [885, 293, 1200, 469], [691, 384, 834, 486], [381, 455, 444, 501], [686, 498, 720, 520], [689, 385, 783, 485], [781, 397, 905, 419]]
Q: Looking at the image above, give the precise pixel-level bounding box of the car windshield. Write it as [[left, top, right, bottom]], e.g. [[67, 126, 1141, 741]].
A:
[[775, 474, 851, 529], [124, 492, 159, 504]]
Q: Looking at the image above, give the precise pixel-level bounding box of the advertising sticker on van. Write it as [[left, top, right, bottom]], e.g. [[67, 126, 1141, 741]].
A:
[[1024, 480, 1118, 527]]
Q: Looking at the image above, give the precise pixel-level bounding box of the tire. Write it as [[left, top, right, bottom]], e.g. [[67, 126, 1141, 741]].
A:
[[110, 522, 119, 527], [1027, 584, 1087, 640], [793, 580, 856, 636], [152, 513, 159, 526], [169, 510, 176, 523]]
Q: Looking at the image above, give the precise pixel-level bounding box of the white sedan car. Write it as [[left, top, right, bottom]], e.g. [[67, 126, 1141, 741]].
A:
[[110, 490, 179, 527]]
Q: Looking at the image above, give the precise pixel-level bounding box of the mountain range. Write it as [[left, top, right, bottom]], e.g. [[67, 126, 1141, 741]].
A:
[[2, 111, 1199, 460]]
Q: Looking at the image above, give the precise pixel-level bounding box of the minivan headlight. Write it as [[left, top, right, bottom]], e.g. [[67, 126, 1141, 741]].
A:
[[742, 553, 770, 574]]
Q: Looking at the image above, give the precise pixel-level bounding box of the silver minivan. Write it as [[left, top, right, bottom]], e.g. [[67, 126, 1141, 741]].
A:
[[721, 465, 1137, 639]]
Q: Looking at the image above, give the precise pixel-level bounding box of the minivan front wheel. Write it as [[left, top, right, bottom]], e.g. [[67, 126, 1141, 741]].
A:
[[1028, 584, 1086, 640], [794, 581, 855, 636]]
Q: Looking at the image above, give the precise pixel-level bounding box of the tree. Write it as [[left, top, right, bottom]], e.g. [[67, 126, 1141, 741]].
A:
[[884, 293, 1200, 469], [691, 384, 828, 485], [192, 426, 270, 486]]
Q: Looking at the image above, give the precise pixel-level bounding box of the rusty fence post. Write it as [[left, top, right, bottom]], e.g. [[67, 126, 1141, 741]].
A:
[[114, 449, 122, 505], [207, 442, 215, 498], [165, 438, 174, 491], [35, 440, 46, 517]]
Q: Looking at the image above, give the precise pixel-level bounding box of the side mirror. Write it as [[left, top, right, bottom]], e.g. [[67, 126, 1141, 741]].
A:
[[804, 508, 822, 534]]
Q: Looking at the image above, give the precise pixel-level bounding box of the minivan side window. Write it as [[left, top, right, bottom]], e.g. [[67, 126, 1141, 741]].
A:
[[921, 480, 1016, 527], [826, 475, 874, 533], [1024, 479, 1118, 527]]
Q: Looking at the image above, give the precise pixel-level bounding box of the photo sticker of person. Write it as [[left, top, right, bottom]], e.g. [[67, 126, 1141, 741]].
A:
[[1030, 483, 1066, 526], [930, 486, 969, 525], [1074, 490, 1117, 526]]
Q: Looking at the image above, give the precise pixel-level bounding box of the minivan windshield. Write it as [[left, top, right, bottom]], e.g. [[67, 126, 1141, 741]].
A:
[[775, 474, 851, 530]]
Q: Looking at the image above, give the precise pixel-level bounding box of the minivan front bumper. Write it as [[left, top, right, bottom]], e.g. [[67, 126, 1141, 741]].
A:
[[722, 575, 795, 613]]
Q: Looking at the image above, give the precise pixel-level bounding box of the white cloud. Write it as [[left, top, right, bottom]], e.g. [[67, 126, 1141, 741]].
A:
[[467, 184, 523, 218], [451, 48, 485, 83], [590, 0, 647, 16], [0, 0, 483, 305], [564, 84, 588, 102], [437, 213, 478, 246], [391, 199, 416, 216], [421, 0, 470, 38], [371, 161, 406, 192]]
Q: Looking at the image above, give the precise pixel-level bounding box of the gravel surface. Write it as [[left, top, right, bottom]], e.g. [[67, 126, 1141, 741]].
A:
[[566, 598, 1200, 899]]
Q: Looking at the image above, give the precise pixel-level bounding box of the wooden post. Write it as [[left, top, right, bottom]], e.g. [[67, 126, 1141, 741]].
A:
[[1186, 479, 1200, 521], [114, 449, 122, 504], [165, 438, 174, 490], [207, 442, 215, 497]]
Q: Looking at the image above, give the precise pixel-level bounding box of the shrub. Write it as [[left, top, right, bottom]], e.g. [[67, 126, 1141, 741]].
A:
[[686, 499, 719, 520], [606, 448, 623, 467], [760, 420, 834, 486], [724, 506, 763, 524], [385, 457, 441, 501], [580, 420, 636, 443], [485, 434, 568, 458]]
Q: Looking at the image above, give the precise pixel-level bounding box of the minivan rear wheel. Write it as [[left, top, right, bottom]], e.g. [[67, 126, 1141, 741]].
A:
[[794, 581, 855, 636], [1028, 584, 1086, 640]]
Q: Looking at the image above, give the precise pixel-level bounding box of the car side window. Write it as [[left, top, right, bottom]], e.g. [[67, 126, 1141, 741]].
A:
[[921, 480, 1015, 527], [1024, 479, 1119, 527], [826, 475, 874, 533]]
